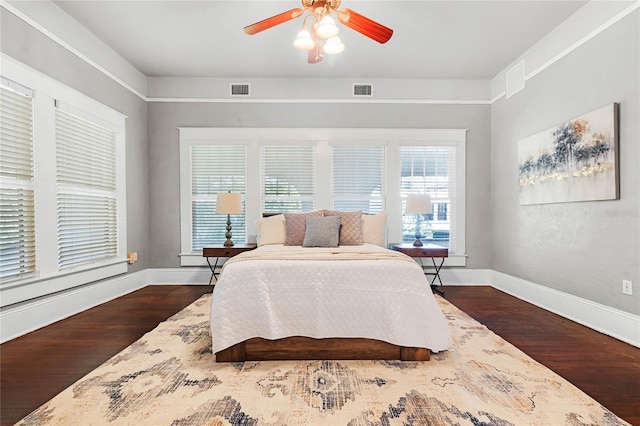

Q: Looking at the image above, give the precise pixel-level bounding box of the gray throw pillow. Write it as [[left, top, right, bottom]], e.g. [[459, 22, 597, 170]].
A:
[[302, 216, 341, 247], [284, 211, 323, 245], [323, 209, 363, 245]]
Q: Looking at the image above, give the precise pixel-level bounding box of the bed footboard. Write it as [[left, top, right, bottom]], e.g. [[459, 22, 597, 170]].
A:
[[215, 336, 430, 362]]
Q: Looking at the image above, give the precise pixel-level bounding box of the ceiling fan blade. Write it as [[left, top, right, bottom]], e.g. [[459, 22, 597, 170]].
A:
[[244, 8, 304, 35], [337, 8, 393, 44]]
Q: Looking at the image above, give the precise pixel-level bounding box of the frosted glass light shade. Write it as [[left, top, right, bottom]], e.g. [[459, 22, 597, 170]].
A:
[[315, 15, 339, 39], [293, 29, 315, 50], [323, 36, 345, 54]]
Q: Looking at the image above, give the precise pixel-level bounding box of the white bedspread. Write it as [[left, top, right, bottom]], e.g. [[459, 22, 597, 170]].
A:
[[210, 244, 453, 353]]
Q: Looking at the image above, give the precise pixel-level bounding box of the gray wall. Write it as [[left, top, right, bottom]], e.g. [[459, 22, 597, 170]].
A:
[[491, 12, 639, 315], [148, 102, 492, 269], [1, 10, 150, 273]]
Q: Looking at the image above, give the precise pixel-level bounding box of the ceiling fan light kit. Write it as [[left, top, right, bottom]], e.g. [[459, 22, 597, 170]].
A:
[[323, 36, 345, 54], [244, 0, 393, 64], [315, 15, 340, 39], [293, 28, 315, 50]]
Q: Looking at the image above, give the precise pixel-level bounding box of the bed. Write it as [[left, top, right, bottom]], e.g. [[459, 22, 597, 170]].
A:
[[210, 210, 452, 362]]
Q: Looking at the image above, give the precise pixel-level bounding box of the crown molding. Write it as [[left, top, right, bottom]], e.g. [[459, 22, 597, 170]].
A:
[[1, 0, 147, 100], [491, 1, 639, 101], [3, 0, 637, 106]]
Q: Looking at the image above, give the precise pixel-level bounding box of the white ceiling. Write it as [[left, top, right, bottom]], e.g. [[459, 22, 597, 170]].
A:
[[52, 0, 588, 80]]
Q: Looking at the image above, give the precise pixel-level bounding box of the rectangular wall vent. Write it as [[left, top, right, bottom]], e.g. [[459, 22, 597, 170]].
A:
[[353, 84, 373, 96], [230, 83, 250, 96]]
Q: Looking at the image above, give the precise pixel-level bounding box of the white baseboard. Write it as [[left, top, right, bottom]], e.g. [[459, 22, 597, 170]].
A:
[[439, 268, 491, 285], [2, 267, 638, 349], [146, 267, 494, 287], [0, 270, 148, 343], [490, 270, 640, 348], [147, 267, 211, 285]]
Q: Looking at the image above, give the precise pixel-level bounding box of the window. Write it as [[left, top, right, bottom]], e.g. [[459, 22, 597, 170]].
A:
[[0, 81, 35, 281], [179, 128, 466, 266], [191, 145, 246, 248], [400, 146, 455, 248], [55, 107, 118, 269], [261, 145, 316, 213], [331, 145, 385, 213], [1, 57, 127, 307]]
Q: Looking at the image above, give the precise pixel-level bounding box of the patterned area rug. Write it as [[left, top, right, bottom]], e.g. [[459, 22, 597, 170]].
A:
[[17, 294, 628, 426]]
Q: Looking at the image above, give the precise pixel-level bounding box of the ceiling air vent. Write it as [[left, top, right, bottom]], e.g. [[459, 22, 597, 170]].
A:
[[353, 84, 372, 97], [230, 83, 250, 96]]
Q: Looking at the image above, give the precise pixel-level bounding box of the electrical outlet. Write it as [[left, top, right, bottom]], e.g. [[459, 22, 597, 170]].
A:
[[622, 280, 632, 295], [127, 252, 138, 264]]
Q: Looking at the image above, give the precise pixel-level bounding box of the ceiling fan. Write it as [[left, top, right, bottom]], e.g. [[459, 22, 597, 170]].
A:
[[244, 0, 393, 64]]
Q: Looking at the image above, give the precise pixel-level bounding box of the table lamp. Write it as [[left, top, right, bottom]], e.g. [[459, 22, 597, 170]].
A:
[[216, 191, 242, 246], [405, 194, 432, 247]]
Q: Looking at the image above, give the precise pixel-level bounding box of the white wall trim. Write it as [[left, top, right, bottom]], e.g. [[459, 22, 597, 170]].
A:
[[6, 0, 636, 106], [524, 1, 639, 82], [147, 97, 492, 105], [0, 269, 148, 343], [491, 270, 640, 348], [490, 92, 506, 104], [3, 267, 637, 349], [145, 267, 495, 287], [491, 1, 639, 101], [1, 0, 147, 100], [146, 267, 211, 285]]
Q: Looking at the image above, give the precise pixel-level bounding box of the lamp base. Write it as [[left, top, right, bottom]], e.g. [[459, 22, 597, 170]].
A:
[[224, 214, 234, 247], [413, 229, 423, 247]]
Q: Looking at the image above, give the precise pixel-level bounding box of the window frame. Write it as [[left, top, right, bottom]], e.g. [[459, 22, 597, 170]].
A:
[[0, 80, 36, 282], [179, 139, 248, 254], [178, 128, 466, 267], [329, 141, 387, 214], [0, 55, 127, 307], [399, 144, 456, 249], [55, 103, 120, 270], [260, 143, 317, 214]]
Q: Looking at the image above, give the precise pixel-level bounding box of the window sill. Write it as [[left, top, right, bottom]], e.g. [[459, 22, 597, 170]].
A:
[[1, 260, 128, 307]]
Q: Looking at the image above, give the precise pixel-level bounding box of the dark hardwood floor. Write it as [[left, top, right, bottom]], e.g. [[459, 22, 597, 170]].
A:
[[1, 285, 210, 426], [2, 285, 639, 425]]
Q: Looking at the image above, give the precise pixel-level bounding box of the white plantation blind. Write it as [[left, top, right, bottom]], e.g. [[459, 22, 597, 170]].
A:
[[401, 145, 456, 249], [179, 128, 466, 266], [0, 83, 36, 281], [261, 145, 316, 213], [191, 145, 246, 248], [55, 108, 118, 269], [331, 145, 385, 213]]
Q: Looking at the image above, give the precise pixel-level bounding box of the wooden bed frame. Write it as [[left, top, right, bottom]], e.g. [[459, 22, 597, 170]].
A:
[[215, 336, 430, 362], [214, 212, 432, 363]]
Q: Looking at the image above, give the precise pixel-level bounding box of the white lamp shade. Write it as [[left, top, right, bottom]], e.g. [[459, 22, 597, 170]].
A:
[[293, 28, 315, 50], [405, 194, 432, 215], [216, 192, 243, 214], [323, 36, 345, 54], [315, 15, 339, 39]]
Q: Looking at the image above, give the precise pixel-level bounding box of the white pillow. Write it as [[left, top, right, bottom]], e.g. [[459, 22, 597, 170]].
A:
[[255, 214, 286, 246], [362, 211, 387, 247]]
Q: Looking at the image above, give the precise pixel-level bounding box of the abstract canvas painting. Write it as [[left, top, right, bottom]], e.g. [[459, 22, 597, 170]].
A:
[[518, 103, 619, 205]]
